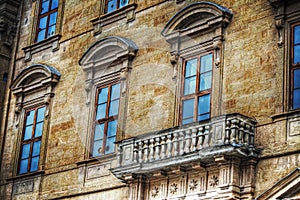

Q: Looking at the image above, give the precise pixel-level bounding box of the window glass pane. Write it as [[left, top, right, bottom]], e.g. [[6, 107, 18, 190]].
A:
[[19, 159, 29, 174], [51, 0, 59, 10], [200, 54, 213, 72], [119, 0, 129, 8], [26, 110, 35, 125], [34, 122, 44, 138], [182, 99, 194, 124], [49, 12, 57, 26], [21, 144, 30, 159], [293, 89, 300, 109], [96, 103, 107, 120], [30, 156, 39, 172], [184, 76, 196, 95], [47, 25, 56, 37], [105, 136, 116, 154], [294, 45, 300, 64], [37, 107, 45, 122], [109, 99, 119, 116], [294, 25, 300, 44], [198, 94, 211, 117], [199, 72, 212, 91], [294, 69, 300, 89], [32, 141, 41, 157], [107, 120, 117, 137], [37, 29, 46, 42], [40, 0, 50, 14], [24, 125, 33, 140], [92, 140, 103, 157], [98, 87, 108, 104], [107, 0, 117, 13], [39, 16, 48, 29], [185, 59, 197, 77], [111, 83, 120, 100], [94, 123, 104, 140]]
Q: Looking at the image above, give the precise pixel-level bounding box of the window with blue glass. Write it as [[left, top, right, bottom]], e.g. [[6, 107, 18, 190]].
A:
[[92, 82, 121, 157], [18, 107, 45, 174], [36, 0, 58, 42], [181, 53, 213, 125], [106, 0, 129, 13], [292, 24, 300, 109]]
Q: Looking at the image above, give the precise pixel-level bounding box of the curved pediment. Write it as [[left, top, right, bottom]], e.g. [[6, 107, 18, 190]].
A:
[[11, 64, 61, 95], [161, 2, 233, 39], [79, 36, 138, 67]]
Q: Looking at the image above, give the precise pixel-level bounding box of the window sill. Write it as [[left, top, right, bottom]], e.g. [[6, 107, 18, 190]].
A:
[[6, 170, 45, 181], [76, 153, 117, 166], [22, 34, 61, 62], [271, 109, 300, 121], [91, 3, 137, 35]]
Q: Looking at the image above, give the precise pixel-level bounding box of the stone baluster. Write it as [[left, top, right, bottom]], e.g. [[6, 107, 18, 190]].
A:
[[133, 143, 138, 163], [138, 141, 143, 163], [249, 126, 255, 149], [173, 132, 179, 156], [185, 129, 192, 153], [244, 123, 251, 147], [167, 134, 173, 158], [191, 128, 198, 151], [225, 120, 231, 144], [143, 140, 149, 163], [197, 126, 205, 149], [238, 121, 245, 145], [149, 138, 155, 162], [154, 137, 161, 161], [230, 119, 239, 145], [179, 131, 185, 155], [160, 135, 167, 159]]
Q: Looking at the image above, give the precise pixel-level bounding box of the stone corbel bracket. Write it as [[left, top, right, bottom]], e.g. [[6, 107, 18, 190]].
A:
[[213, 39, 222, 68], [268, 0, 285, 47]]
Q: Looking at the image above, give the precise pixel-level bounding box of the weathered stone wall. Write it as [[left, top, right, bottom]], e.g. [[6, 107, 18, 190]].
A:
[[0, 0, 299, 199]]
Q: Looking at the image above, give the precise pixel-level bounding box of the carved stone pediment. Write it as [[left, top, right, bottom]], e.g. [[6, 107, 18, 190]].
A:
[[161, 2, 233, 44], [256, 168, 300, 200]]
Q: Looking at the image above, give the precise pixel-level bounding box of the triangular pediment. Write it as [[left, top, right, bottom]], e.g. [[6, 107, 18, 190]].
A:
[[256, 168, 300, 200]]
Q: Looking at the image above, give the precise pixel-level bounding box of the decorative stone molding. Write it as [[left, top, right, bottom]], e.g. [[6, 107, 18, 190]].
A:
[[256, 168, 300, 200], [23, 35, 61, 62], [161, 1, 233, 67], [91, 3, 137, 35], [11, 64, 61, 125], [79, 36, 138, 105]]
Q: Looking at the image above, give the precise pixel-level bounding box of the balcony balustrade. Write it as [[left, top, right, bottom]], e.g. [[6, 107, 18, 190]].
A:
[[111, 113, 258, 180]]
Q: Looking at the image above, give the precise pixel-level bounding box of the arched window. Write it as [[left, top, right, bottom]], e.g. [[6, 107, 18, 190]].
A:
[[162, 2, 233, 125], [79, 36, 138, 158], [11, 64, 61, 174]]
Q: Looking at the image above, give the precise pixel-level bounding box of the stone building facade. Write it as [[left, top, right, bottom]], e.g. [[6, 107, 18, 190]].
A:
[[0, 0, 299, 199]]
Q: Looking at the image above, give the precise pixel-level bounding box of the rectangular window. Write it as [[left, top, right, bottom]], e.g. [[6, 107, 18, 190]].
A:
[[36, 0, 59, 42], [92, 82, 121, 157], [181, 53, 213, 125], [106, 0, 129, 13], [292, 24, 300, 109], [18, 106, 45, 174]]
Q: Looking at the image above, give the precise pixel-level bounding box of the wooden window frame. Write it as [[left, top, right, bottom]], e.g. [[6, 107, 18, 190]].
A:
[[35, 0, 59, 42], [18, 106, 45, 174], [291, 22, 300, 110], [91, 81, 121, 157], [180, 52, 214, 125]]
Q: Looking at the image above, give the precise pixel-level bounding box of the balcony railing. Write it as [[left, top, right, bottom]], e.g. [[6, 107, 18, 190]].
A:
[[112, 114, 257, 179]]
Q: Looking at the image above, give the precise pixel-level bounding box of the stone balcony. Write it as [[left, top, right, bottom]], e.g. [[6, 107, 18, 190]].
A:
[[111, 113, 259, 181]]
